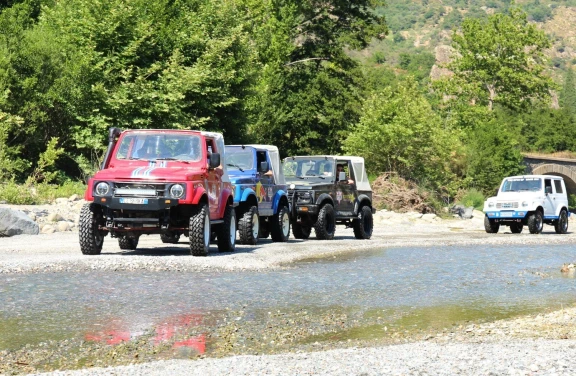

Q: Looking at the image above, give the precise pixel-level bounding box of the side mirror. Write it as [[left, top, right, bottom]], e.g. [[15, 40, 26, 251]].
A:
[[338, 171, 346, 182], [545, 186, 552, 194], [258, 161, 269, 173], [209, 153, 220, 169]]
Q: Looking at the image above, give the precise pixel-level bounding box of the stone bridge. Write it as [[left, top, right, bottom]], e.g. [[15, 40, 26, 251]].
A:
[[523, 154, 576, 195]]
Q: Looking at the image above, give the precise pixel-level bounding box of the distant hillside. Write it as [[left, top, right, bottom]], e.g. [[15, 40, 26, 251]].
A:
[[351, 0, 576, 82]]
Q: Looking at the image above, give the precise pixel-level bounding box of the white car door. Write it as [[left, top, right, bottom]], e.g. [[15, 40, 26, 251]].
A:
[[542, 178, 556, 219]]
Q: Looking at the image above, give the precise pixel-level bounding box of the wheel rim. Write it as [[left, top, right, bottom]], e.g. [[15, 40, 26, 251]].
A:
[[230, 213, 236, 245], [281, 211, 290, 236], [252, 214, 259, 240], [204, 213, 210, 248]]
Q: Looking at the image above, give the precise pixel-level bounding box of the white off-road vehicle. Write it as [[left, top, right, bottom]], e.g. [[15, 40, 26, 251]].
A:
[[483, 175, 570, 234]]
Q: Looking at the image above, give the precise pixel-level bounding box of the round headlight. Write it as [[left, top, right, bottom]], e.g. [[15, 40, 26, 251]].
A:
[[488, 202, 494, 208], [95, 182, 109, 196], [170, 184, 184, 198], [290, 183, 295, 190]]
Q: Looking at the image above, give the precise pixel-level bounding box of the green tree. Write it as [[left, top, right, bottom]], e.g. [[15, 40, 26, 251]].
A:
[[443, 8, 554, 111], [343, 77, 462, 195], [560, 67, 576, 115]]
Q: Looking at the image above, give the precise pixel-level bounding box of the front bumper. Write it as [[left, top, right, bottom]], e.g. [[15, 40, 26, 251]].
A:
[[485, 210, 528, 220], [92, 196, 180, 211]]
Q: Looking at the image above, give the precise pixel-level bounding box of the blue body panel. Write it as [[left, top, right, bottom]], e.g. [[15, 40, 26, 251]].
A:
[[486, 211, 560, 220]]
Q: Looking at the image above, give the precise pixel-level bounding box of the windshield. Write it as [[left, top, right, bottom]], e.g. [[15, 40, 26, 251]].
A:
[[501, 177, 542, 192], [116, 133, 203, 162], [225, 147, 254, 170], [283, 157, 335, 181]]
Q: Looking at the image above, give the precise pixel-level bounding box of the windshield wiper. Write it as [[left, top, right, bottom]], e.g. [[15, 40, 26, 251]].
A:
[[226, 163, 244, 172]]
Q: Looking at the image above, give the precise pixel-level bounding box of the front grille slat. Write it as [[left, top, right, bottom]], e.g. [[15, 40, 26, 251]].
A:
[[496, 202, 518, 209], [113, 183, 166, 198]]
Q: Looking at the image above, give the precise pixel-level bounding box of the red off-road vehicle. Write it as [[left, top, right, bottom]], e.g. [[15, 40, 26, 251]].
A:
[[79, 128, 236, 256]]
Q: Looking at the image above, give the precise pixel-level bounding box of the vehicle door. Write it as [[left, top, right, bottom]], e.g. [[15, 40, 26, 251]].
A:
[[552, 179, 568, 216], [542, 178, 555, 219], [333, 160, 355, 216], [205, 138, 221, 219], [255, 150, 273, 212]]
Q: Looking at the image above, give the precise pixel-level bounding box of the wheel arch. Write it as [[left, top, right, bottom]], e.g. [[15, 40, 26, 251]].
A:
[[355, 195, 372, 215], [272, 190, 288, 214], [315, 193, 334, 208]]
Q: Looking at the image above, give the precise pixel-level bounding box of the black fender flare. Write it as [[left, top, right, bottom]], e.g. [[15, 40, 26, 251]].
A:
[[354, 195, 372, 215]]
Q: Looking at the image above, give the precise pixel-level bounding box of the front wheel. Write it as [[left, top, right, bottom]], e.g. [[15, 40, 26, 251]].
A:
[[314, 203, 336, 240], [217, 205, 236, 252], [79, 203, 106, 255], [189, 204, 210, 256], [555, 209, 569, 234], [238, 206, 259, 245], [527, 211, 543, 234], [484, 215, 500, 234], [509, 223, 523, 234], [353, 206, 373, 239]]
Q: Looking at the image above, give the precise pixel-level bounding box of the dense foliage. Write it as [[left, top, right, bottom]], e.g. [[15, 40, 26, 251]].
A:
[[0, 1, 575, 205]]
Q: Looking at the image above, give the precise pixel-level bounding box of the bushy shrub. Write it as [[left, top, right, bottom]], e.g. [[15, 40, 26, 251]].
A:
[[457, 188, 485, 210]]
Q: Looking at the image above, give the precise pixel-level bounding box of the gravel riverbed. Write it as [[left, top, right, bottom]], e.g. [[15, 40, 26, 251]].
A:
[[2, 203, 576, 375]]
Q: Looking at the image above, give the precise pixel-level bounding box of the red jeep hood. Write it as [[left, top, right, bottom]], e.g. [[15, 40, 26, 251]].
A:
[[94, 162, 205, 181]]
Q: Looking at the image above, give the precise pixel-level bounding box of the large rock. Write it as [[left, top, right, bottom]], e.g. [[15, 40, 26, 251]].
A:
[[0, 207, 40, 237]]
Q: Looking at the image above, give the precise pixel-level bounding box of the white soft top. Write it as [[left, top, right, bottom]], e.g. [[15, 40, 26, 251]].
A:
[[504, 174, 563, 180], [227, 144, 285, 185], [286, 155, 370, 191]]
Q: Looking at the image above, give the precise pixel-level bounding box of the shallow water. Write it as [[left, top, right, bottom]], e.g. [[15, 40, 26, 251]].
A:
[[1, 243, 575, 350]]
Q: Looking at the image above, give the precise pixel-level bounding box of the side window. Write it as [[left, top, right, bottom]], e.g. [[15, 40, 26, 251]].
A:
[[554, 180, 563, 194], [544, 179, 552, 194]]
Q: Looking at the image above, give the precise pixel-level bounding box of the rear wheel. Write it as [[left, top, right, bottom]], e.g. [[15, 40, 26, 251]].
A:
[[79, 203, 106, 255], [160, 232, 180, 244], [484, 215, 500, 234], [353, 206, 373, 239], [555, 209, 569, 234], [527, 210, 543, 234], [509, 223, 523, 234], [189, 204, 210, 256], [118, 235, 139, 250], [238, 206, 259, 245], [292, 222, 311, 239], [314, 203, 336, 240], [217, 205, 236, 252], [271, 205, 290, 242]]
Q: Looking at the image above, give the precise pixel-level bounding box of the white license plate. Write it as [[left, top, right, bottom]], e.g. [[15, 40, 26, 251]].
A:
[[500, 212, 514, 217], [119, 198, 149, 204]]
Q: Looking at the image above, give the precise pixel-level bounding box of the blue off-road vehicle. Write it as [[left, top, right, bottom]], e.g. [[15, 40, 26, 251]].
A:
[[225, 145, 291, 244]]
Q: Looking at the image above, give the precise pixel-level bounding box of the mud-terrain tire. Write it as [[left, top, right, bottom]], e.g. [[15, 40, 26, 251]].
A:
[[189, 204, 210, 256], [353, 206, 373, 239], [259, 225, 270, 239], [271, 205, 290, 242], [509, 223, 523, 234], [79, 203, 105, 255], [314, 203, 336, 240], [527, 210, 544, 234], [238, 206, 259, 245], [555, 209, 569, 234], [217, 205, 236, 252], [118, 236, 139, 250], [484, 216, 500, 234], [292, 222, 311, 239], [160, 233, 181, 244]]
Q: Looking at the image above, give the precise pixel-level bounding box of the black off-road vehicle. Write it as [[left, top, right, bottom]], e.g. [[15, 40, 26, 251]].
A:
[[283, 156, 375, 240]]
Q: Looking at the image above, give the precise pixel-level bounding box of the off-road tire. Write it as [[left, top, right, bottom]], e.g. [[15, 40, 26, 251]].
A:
[[509, 223, 523, 234], [555, 209, 569, 234], [217, 205, 236, 252], [238, 206, 259, 245], [160, 233, 181, 244], [189, 204, 210, 256], [118, 236, 139, 250], [527, 210, 544, 234], [314, 203, 336, 240], [292, 222, 311, 239], [271, 205, 290, 242], [79, 203, 105, 255], [484, 216, 500, 234], [353, 206, 373, 239]]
